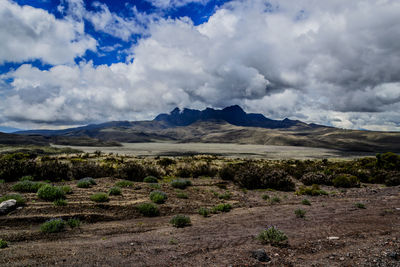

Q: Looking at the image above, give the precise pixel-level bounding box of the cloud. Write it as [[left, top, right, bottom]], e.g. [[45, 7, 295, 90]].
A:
[[145, 0, 211, 9], [1, 0, 400, 131], [0, 0, 96, 65]]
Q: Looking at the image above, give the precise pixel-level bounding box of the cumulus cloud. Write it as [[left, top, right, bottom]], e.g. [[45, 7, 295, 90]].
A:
[[1, 0, 400, 131], [145, 0, 211, 9], [0, 0, 96, 65]]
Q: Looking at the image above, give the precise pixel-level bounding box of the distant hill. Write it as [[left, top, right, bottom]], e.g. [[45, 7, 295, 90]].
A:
[[10, 105, 400, 152]]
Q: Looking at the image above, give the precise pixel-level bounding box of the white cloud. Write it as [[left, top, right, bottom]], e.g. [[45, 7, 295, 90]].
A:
[[145, 0, 211, 9], [0, 0, 96, 65]]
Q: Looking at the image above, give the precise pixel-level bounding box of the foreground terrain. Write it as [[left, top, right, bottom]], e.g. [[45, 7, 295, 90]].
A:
[[0, 152, 399, 266]]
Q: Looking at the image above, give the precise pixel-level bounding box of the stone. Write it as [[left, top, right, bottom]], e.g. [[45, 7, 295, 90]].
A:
[[327, 236, 339, 240], [251, 249, 271, 262], [0, 199, 17, 215], [388, 252, 399, 260]]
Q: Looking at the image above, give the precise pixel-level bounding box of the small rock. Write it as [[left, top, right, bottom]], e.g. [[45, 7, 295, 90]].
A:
[[251, 249, 271, 262], [16, 207, 23, 210], [130, 243, 134, 246], [327, 236, 340, 240], [340, 257, 345, 261], [0, 199, 17, 215], [388, 252, 399, 260]]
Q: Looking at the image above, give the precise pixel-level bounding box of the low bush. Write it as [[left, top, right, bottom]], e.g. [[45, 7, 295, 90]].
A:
[[257, 226, 288, 247], [19, 175, 34, 181], [12, 181, 47, 193], [301, 172, 332, 186], [270, 196, 281, 204], [108, 186, 122, 196], [0, 239, 8, 249], [40, 218, 67, 233], [262, 194, 270, 200], [53, 199, 67, 206], [176, 191, 188, 199], [37, 185, 65, 201], [77, 177, 97, 188], [333, 174, 360, 188], [218, 191, 232, 200], [296, 184, 328, 196], [301, 199, 311, 205], [157, 158, 176, 167], [170, 215, 191, 228], [295, 209, 306, 218], [116, 162, 146, 181], [137, 203, 159, 217], [355, 202, 366, 209], [67, 218, 81, 228], [212, 203, 232, 213], [61, 185, 73, 194], [198, 207, 210, 217], [143, 176, 158, 183], [171, 179, 192, 189], [115, 180, 133, 188], [0, 194, 25, 205], [219, 163, 239, 180], [149, 190, 167, 204], [90, 193, 109, 203]]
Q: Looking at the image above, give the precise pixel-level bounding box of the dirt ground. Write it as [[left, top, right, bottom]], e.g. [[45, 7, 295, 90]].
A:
[[1, 177, 399, 266]]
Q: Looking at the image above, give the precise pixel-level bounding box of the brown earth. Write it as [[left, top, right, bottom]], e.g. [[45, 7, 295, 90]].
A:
[[1, 177, 400, 266]]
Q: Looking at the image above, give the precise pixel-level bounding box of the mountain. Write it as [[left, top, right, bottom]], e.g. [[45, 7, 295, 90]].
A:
[[154, 105, 313, 129], [10, 105, 400, 152], [0, 126, 23, 133]]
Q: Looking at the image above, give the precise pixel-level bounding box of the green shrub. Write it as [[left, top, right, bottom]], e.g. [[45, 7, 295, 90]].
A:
[[12, 181, 47, 193], [296, 184, 328, 196], [198, 207, 210, 217], [301, 199, 311, 205], [143, 176, 158, 183], [67, 218, 81, 228], [61, 185, 73, 194], [270, 196, 281, 204], [376, 152, 400, 170], [171, 179, 192, 189], [218, 191, 232, 200], [37, 185, 65, 201], [0, 239, 8, 249], [0, 194, 25, 206], [149, 183, 161, 189], [77, 177, 97, 188], [295, 209, 306, 218], [19, 175, 34, 181], [53, 199, 67, 206], [116, 162, 147, 181], [170, 215, 191, 228], [262, 194, 270, 200], [257, 226, 288, 247], [219, 163, 238, 180], [149, 190, 167, 204], [301, 172, 332, 185], [333, 174, 360, 188], [90, 193, 109, 203], [108, 186, 122, 196], [157, 158, 176, 167], [115, 180, 133, 188], [0, 179, 4, 184], [212, 203, 232, 213], [137, 203, 159, 217], [355, 202, 366, 209], [40, 218, 67, 233], [176, 191, 188, 199]]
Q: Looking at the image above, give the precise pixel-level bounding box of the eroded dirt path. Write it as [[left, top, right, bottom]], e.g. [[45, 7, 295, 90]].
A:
[[1, 179, 399, 266]]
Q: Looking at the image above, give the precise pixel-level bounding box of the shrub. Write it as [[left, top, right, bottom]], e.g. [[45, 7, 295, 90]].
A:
[[90, 193, 109, 203], [143, 176, 158, 183], [77, 180, 91, 188], [176, 191, 188, 199], [198, 207, 210, 217], [219, 163, 238, 180], [295, 209, 306, 218], [149, 183, 161, 189], [0, 194, 25, 206], [301, 199, 311, 206], [37, 185, 65, 201], [108, 186, 122, 196], [67, 218, 81, 228], [257, 226, 288, 247], [212, 203, 232, 213], [384, 171, 400, 186], [149, 190, 167, 204], [191, 162, 218, 178], [116, 162, 146, 181], [137, 203, 159, 217], [333, 174, 360, 188], [157, 158, 176, 167], [0, 179, 4, 184], [19, 175, 34, 181], [53, 199, 67, 206], [171, 179, 192, 189], [61, 185, 73, 194], [262, 194, 270, 200], [12, 181, 47, 193], [170, 215, 191, 228], [376, 152, 400, 170], [301, 172, 332, 186], [34, 160, 70, 181], [40, 218, 67, 233], [355, 202, 366, 209], [218, 191, 232, 200], [270, 196, 281, 204], [0, 239, 8, 249], [296, 184, 328, 196], [115, 180, 133, 188]]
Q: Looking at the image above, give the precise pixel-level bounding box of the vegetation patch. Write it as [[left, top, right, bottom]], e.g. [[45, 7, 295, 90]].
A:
[[262, 194, 270, 200], [170, 215, 191, 228], [12, 180, 47, 193], [115, 180, 133, 188], [171, 179, 192, 189], [270, 196, 281, 204], [218, 191, 232, 200], [61, 185, 73, 194], [355, 202, 366, 209], [301, 199, 311, 205], [53, 199, 67, 206], [108, 186, 122, 196], [137, 203, 160, 217], [198, 207, 210, 217], [67, 218, 81, 228], [295, 209, 306, 218], [0, 239, 8, 249], [257, 226, 288, 247], [77, 177, 97, 188], [176, 191, 188, 199], [296, 184, 328, 196], [0, 194, 25, 206], [37, 185, 66, 201], [212, 203, 232, 213], [143, 176, 158, 183], [90, 193, 110, 203], [19, 175, 34, 181], [149, 190, 167, 204], [40, 218, 67, 233], [333, 174, 360, 188]]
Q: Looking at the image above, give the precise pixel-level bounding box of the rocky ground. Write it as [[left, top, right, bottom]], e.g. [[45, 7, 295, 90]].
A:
[[0, 177, 399, 266]]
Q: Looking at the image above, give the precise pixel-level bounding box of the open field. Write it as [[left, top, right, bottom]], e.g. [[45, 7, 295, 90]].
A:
[[52, 142, 374, 159], [1, 152, 399, 266]]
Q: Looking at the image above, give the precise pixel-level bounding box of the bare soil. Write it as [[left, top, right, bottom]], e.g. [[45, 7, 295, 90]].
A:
[[1, 177, 399, 266]]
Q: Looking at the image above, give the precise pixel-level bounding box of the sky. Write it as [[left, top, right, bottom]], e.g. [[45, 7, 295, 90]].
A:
[[0, 0, 400, 132]]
